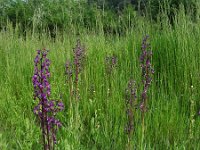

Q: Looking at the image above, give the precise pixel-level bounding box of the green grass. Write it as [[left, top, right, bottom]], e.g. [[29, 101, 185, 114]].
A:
[[0, 10, 200, 149]]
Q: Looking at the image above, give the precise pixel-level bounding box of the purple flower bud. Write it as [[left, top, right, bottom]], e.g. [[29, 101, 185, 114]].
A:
[[47, 91, 51, 97], [33, 74, 37, 79], [46, 72, 50, 77], [39, 84, 43, 89], [49, 101, 54, 110], [146, 59, 150, 67], [37, 50, 41, 54], [46, 84, 50, 89], [34, 55, 40, 64], [57, 102, 64, 110]]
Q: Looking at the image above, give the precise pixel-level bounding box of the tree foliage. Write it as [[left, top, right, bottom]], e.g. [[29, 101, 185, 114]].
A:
[[0, 0, 198, 34]]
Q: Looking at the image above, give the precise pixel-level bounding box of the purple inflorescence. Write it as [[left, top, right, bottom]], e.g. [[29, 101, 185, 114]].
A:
[[65, 40, 85, 100], [73, 39, 85, 84], [125, 80, 137, 137], [65, 40, 85, 83], [140, 35, 154, 112], [32, 49, 64, 148]]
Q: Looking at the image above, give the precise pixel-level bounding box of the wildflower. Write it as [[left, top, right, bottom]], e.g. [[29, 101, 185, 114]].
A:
[[65, 39, 86, 100], [73, 39, 85, 85], [140, 35, 154, 112], [32, 49, 64, 149]]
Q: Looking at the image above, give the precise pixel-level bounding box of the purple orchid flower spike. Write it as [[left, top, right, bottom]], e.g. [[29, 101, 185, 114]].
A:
[[140, 35, 154, 112], [32, 49, 64, 149]]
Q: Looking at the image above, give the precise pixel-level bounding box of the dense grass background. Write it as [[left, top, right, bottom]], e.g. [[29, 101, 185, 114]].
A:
[[0, 2, 200, 150]]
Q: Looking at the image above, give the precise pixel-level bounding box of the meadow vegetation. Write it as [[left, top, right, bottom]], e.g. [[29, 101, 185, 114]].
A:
[[0, 0, 200, 149]]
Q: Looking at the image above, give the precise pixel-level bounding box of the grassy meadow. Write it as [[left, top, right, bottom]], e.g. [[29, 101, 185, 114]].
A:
[[0, 5, 200, 150]]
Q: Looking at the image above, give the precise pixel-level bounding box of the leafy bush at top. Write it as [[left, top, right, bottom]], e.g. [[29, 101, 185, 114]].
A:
[[0, 0, 198, 35]]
